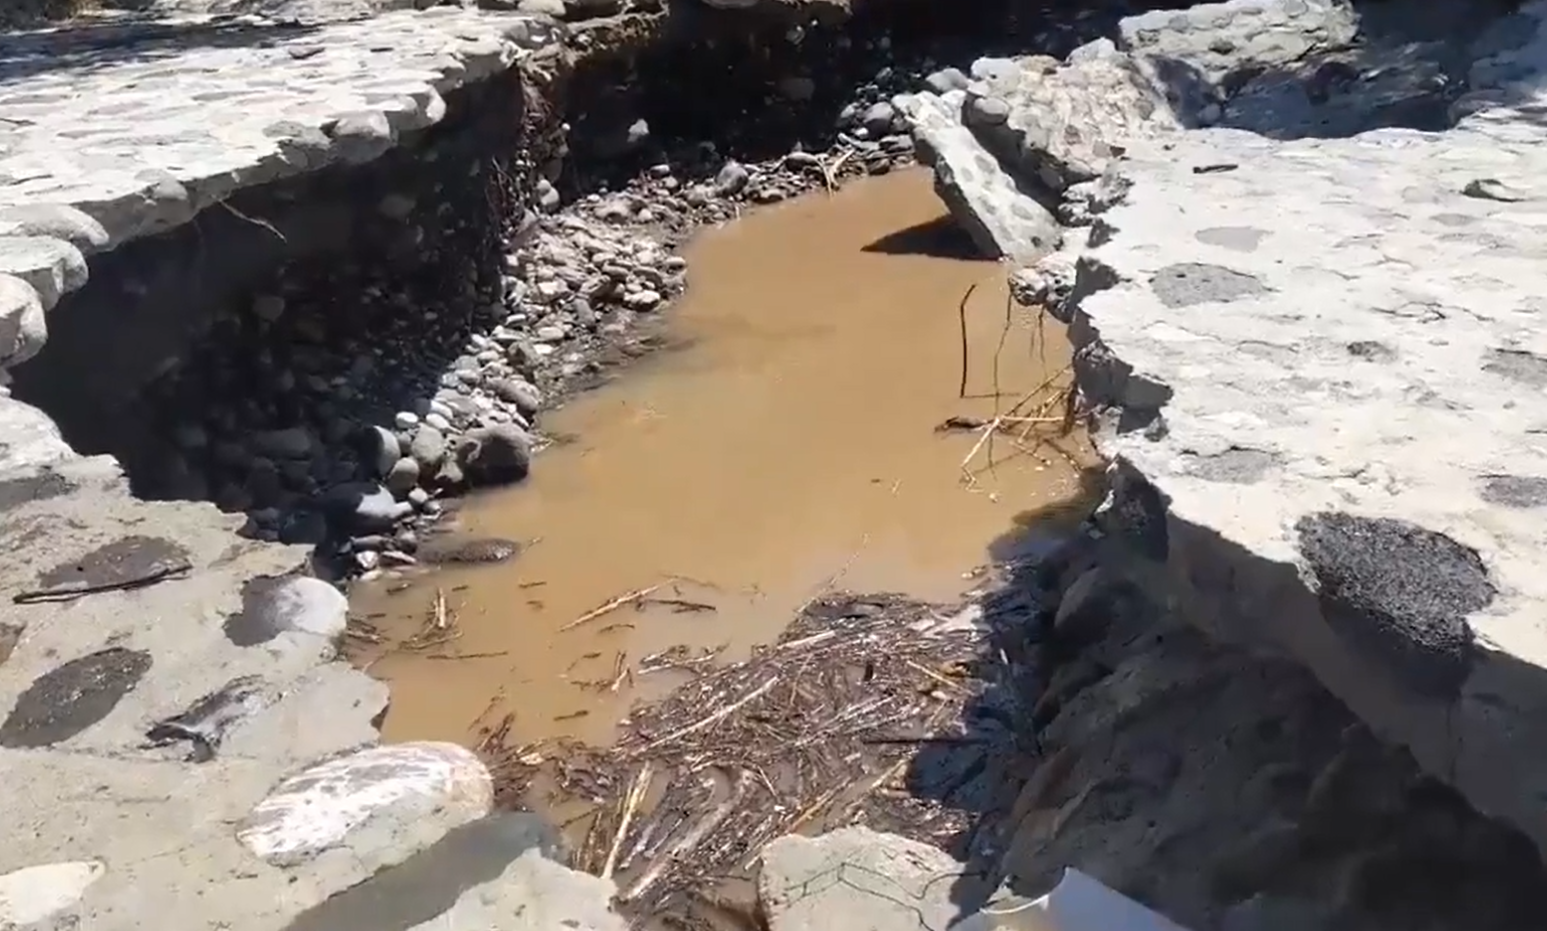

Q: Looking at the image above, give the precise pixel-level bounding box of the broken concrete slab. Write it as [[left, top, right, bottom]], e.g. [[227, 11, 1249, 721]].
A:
[[896, 88, 1063, 261], [757, 827, 973, 931], [896, 31, 1177, 262], [993, 0, 1547, 864]]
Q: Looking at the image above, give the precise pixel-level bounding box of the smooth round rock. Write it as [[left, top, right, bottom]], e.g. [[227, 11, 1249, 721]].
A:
[[365, 425, 401, 478], [225, 576, 347, 647], [0, 273, 46, 368], [237, 742, 493, 867]]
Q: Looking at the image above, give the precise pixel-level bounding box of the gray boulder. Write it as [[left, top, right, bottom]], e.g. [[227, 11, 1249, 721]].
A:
[[758, 828, 966, 931], [457, 424, 533, 486]]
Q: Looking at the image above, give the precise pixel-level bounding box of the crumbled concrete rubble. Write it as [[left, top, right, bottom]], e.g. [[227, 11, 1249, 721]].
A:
[[899, 0, 1547, 877]]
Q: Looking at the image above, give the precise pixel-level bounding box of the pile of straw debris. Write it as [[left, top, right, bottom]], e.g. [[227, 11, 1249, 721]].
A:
[[480, 591, 1036, 927]]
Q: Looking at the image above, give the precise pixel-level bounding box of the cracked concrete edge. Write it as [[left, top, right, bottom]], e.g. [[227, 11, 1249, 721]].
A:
[[1016, 18, 1547, 861]]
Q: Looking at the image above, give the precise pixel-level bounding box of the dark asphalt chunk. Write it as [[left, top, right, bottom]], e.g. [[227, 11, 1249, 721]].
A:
[[0, 647, 154, 748], [1297, 512, 1494, 701], [282, 813, 563, 931], [222, 576, 291, 647], [16, 536, 193, 604], [0, 470, 73, 512], [144, 674, 269, 763]]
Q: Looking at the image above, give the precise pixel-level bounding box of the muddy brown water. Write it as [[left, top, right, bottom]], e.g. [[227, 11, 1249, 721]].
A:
[[353, 168, 1096, 754]]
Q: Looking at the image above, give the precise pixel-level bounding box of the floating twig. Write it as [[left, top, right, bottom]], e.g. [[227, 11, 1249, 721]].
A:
[[560, 584, 663, 632]]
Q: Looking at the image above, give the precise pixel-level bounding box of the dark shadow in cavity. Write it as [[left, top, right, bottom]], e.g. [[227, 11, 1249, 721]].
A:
[[887, 462, 1106, 917], [862, 215, 986, 261], [8, 72, 524, 549], [0, 647, 153, 748], [563, 0, 1156, 192], [931, 467, 1547, 929], [281, 812, 563, 931]]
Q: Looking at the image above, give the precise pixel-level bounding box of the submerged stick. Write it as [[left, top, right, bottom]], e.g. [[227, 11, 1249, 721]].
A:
[[560, 584, 662, 632], [957, 281, 977, 398], [603, 763, 653, 880]]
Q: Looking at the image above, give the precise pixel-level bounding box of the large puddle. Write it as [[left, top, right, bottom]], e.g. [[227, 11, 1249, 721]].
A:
[[353, 169, 1097, 750]]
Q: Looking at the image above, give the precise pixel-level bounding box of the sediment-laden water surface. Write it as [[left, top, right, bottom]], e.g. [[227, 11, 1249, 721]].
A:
[[352, 168, 1096, 747]]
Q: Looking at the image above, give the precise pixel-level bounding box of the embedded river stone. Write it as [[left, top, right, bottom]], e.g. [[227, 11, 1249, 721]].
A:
[[237, 741, 494, 868], [418, 537, 523, 566], [222, 575, 348, 648], [0, 647, 153, 748], [1479, 474, 1547, 509], [144, 674, 271, 763], [0, 860, 106, 928]]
